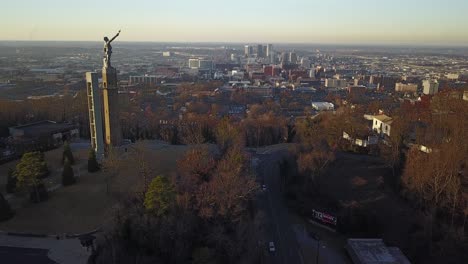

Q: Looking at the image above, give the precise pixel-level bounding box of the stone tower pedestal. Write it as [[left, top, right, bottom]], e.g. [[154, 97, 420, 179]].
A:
[[86, 72, 105, 159], [102, 66, 122, 147]]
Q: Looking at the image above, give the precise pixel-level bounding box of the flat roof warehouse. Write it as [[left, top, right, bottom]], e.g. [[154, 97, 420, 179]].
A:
[[9, 121, 77, 139]]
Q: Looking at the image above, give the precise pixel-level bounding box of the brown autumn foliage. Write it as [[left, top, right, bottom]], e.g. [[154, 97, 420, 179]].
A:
[[196, 147, 258, 221], [294, 115, 336, 189], [402, 92, 468, 230], [242, 109, 287, 147], [215, 117, 243, 153], [175, 146, 217, 194], [93, 143, 259, 264]]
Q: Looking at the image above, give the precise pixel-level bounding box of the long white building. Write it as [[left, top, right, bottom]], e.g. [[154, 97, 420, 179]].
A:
[[311, 102, 334, 111], [395, 82, 417, 93]]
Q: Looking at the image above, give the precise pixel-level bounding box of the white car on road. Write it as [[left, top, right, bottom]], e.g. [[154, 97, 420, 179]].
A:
[[269, 242, 276, 252]]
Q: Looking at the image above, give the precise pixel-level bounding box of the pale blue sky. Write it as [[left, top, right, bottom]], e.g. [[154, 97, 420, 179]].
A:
[[2, 0, 468, 45]]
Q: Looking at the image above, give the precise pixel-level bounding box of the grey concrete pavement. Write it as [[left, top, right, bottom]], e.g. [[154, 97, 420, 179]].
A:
[[0, 246, 57, 264], [0, 234, 90, 264]]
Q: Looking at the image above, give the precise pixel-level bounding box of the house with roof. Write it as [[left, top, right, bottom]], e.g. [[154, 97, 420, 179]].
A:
[[7, 120, 78, 154], [372, 114, 393, 137], [346, 238, 411, 264]]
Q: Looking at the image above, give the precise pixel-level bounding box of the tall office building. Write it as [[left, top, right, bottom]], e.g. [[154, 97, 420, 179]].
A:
[[257, 44, 264, 57], [289, 51, 298, 64], [244, 45, 254, 57], [281, 52, 288, 63], [422, 79, 439, 95], [86, 72, 104, 158], [266, 44, 273, 57], [269, 50, 276, 64]]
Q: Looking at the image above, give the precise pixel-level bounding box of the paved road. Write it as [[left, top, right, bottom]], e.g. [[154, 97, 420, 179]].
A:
[[256, 148, 304, 264], [255, 146, 349, 264], [0, 246, 57, 264]]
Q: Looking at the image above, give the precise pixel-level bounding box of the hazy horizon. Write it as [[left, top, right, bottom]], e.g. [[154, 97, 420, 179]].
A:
[[3, 0, 468, 45], [1, 40, 467, 49]]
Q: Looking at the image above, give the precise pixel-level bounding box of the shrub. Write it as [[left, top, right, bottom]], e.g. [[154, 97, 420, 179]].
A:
[[6, 168, 16, 194], [0, 193, 14, 222], [62, 158, 76, 186], [88, 149, 100, 172], [29, 183, 48, 203], [62, 141, 75, 165]]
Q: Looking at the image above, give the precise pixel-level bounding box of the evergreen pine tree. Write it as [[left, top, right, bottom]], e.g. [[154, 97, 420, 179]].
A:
[[37, 152, 49, 179], [62, 141, 75, 165], [87, 148, 100, 172], [15, 151, 48, 202], [0, 193, 14, 222], [62, 158, 76, 186], [6, 168, 16, 194], [144, 175, 175, 216]]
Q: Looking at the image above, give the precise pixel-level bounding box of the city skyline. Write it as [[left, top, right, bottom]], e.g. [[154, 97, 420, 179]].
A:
[[2, 0, 468, 45]]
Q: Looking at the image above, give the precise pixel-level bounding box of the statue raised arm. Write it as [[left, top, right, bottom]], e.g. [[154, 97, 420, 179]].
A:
[[109, 30, 121, 43], [103, 30, 121, 68]]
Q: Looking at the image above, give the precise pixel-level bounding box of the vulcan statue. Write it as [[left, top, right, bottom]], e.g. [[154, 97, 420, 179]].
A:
[[103, 30, 120, 68]]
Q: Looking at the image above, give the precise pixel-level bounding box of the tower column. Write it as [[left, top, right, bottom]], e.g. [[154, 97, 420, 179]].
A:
[[102, 66, 122, 147], [86, 72, 105, 158]]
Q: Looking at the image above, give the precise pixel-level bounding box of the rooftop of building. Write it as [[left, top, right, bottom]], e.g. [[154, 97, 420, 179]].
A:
[[346, 239, 411, 264], [311, 102, 334, 106], [373, 114, 393, 124], [9, 121, 77, 138]]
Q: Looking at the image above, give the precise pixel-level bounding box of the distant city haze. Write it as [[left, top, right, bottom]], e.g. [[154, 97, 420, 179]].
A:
[[2, 0, 468, 45]]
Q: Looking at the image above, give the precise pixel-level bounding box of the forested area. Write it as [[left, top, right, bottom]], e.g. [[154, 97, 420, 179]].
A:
[[92, 127, 260, 263]]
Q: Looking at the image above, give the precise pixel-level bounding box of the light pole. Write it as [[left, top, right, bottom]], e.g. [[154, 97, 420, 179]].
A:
[[310, 233, 320, 264], [316, 238, 320, 264]]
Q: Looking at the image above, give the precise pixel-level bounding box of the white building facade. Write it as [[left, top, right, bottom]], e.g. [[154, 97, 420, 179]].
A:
[[372, 114, 393, 137], [422, 80, 439, 95]]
